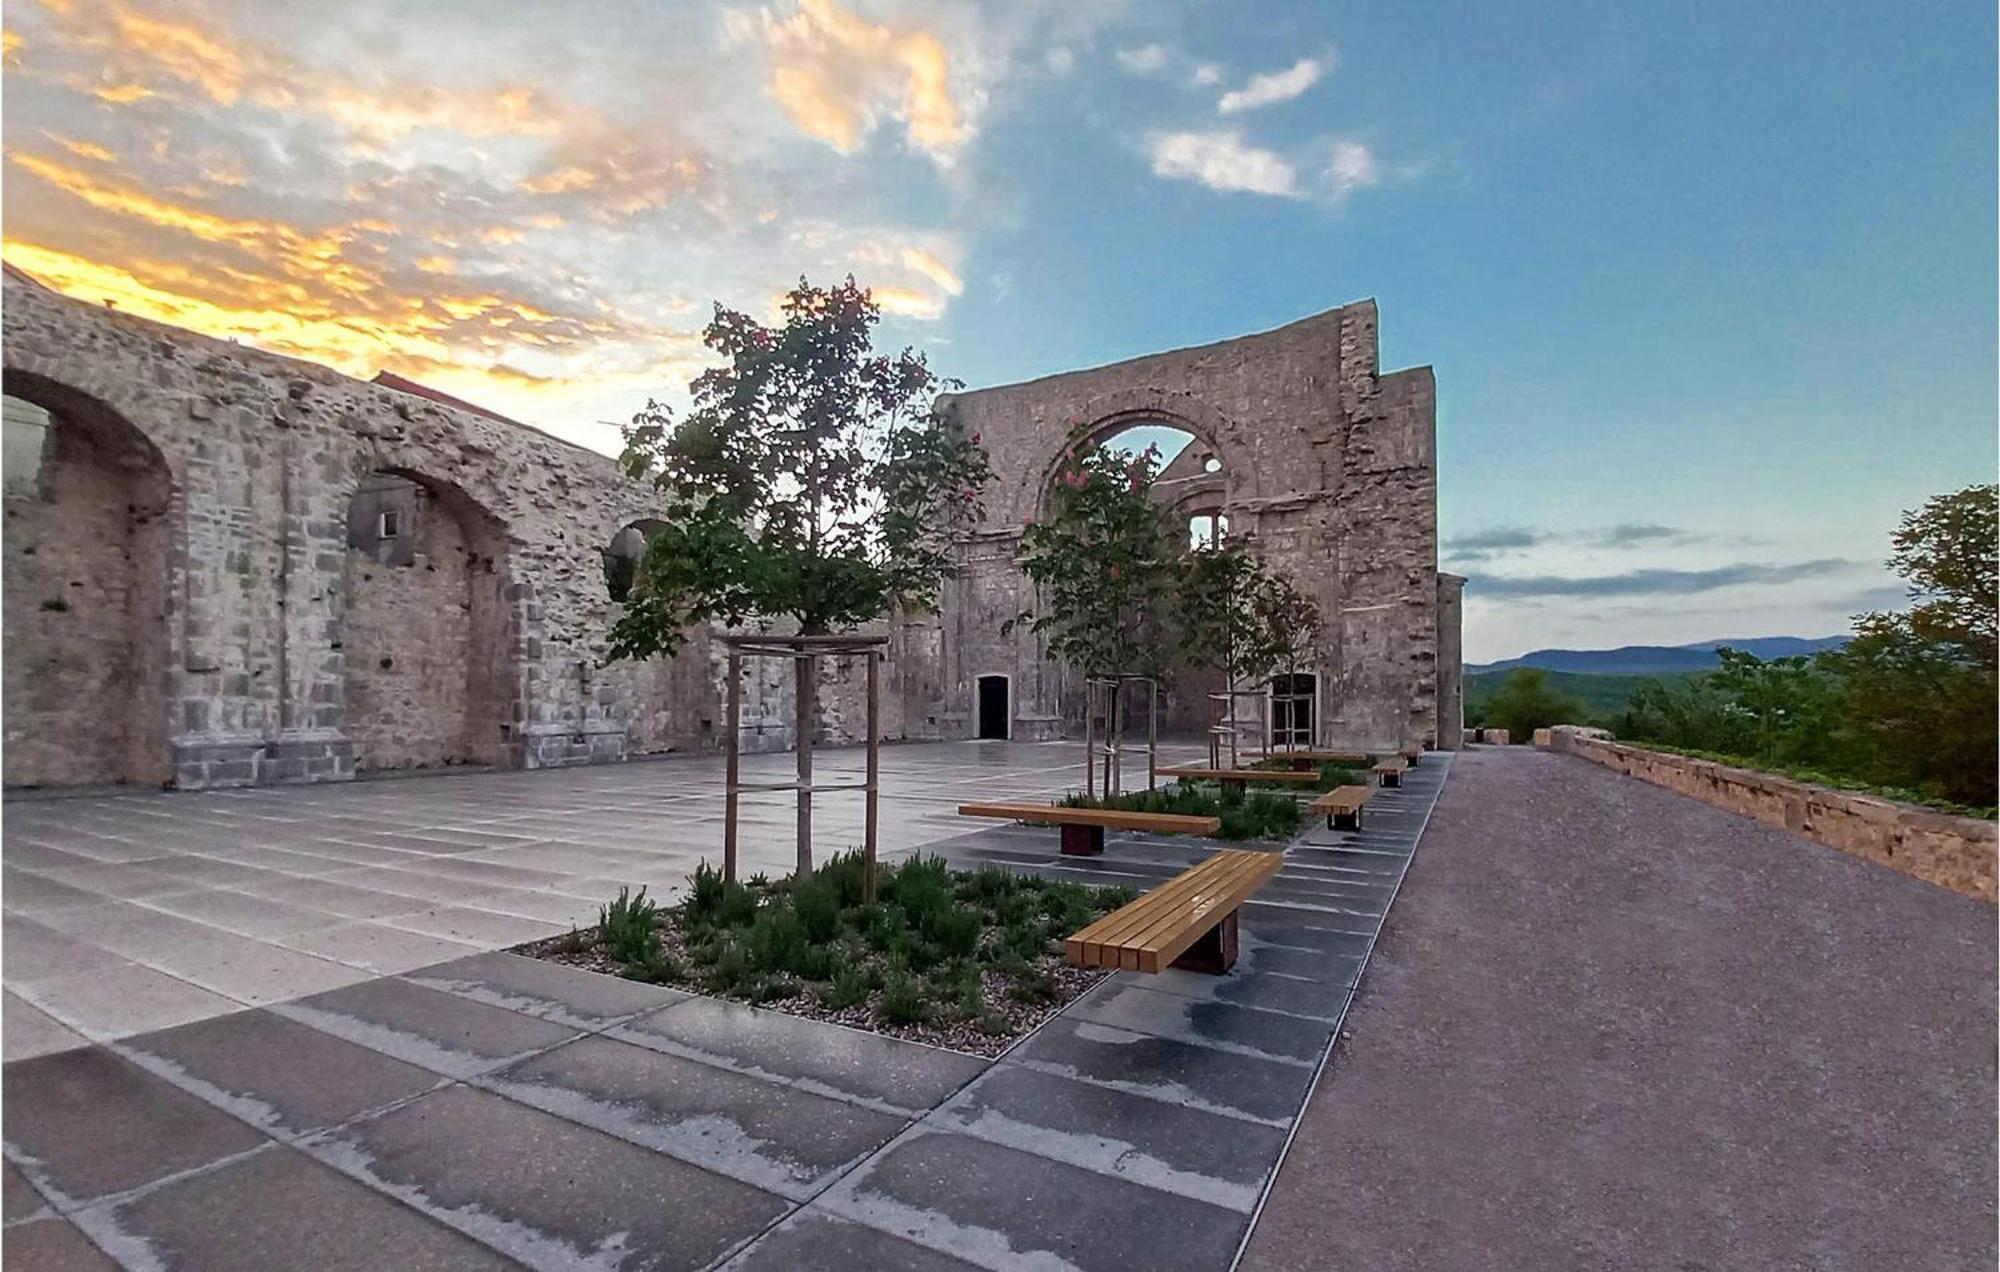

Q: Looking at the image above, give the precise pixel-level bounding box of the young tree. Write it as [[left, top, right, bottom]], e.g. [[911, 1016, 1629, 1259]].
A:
[[1482, 668, 1585, 743], [1819, 483, 1997, 806], [1176, 540, 1326, 764], [1010, 441, 1182, 789], [609, 277, 991, 869]]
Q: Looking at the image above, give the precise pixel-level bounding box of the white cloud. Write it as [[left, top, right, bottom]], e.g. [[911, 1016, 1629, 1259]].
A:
[[1149, 131, 1296, 197], [1115, 43, 1169, 75], [1190, 62, 1223, 86], [1045, 46, 1076, 75], [1326, 139, 1378, 195], [1217, 56, 1326, 114]]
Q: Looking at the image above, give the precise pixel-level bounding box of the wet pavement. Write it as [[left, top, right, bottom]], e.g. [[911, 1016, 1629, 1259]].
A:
[[2, 746, 1453, 1270]]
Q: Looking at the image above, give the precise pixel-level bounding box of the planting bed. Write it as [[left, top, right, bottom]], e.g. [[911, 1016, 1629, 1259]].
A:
[[519, 852, 1137, 1057]]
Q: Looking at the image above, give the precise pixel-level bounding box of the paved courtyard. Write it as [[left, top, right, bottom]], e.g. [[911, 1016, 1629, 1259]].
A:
[[4, 741, 1215, 1055], [1, 743, 1451, 1270]]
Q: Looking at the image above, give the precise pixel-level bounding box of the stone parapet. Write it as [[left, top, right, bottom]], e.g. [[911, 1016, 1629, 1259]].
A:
[[1542, 728, 1996, 903]]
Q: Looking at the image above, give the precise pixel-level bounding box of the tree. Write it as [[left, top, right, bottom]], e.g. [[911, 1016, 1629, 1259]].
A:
[[1176, 537, 1282, 765], [609, 277, 992, 871], [1818, 483, 1997, 806], [1482, 668, 1584, 742], [1011, 440, 1182, 789], [1011, 441, 1182, 681], [609, 277, 990, 659]]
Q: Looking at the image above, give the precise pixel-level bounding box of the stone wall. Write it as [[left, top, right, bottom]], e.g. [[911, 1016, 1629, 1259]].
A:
[[1, 271, 1454, 789], [1542, 728, 1998, 903], [936, 299, 1449, 753]]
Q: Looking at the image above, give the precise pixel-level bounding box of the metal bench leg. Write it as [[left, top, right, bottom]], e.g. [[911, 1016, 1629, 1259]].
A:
[[1333, 809, 1361, 832], [1171, 911, 1239, 975], [1061, 824, 1105, 856]]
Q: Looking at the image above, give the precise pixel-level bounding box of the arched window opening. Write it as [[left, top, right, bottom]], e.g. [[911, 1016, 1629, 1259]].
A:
[[3, 394, 51, 500], [603, 519, 665, 603], [1189, 510, 1229, 550]]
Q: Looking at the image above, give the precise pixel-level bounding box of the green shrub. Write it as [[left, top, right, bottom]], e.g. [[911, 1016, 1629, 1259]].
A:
[[924, 903, 982, 959], [792, 877, 842, 943], [878, 971, 929, 1025], [599, 887, 660, 970], [746, 909, 812, 976], [1090, 885, 1138, 914], [818, 962, 872, 1010], [812, 849, 873, 908], [1317, 764, 1361, 791]]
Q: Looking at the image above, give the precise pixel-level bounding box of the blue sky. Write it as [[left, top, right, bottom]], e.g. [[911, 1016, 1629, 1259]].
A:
[[4, 0, 1992, 660]]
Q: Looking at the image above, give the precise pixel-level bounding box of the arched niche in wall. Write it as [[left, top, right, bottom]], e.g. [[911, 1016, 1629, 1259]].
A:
[[602, 517, 667, 603], [0, 377, 175, 787], [338, 468, 513, 771]]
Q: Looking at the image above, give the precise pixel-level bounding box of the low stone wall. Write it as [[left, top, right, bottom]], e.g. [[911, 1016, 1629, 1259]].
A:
[[1541, 728, 1997, 903]]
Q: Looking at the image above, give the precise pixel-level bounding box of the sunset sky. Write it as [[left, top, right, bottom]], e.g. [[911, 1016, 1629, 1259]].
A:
[[3, 0, 1993, 661]]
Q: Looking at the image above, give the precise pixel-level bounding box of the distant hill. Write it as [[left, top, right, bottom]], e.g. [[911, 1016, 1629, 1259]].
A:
[[1464, 669, 1676, 721], [1468, 636, 1848, 678]]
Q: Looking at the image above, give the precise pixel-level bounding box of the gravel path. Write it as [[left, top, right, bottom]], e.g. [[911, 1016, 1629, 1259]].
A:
[[1241, 745, 1995, 1272]]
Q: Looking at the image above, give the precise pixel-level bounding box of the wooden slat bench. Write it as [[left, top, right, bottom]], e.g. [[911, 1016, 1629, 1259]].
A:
[[1264, 750, 1373, 771], [1066, 848, 1283, 974], [1400, 744, 1423, 766], [1310, 784, 1371, 831], [957, 803, 1222, 857], [1156, 766, 1319, 798], [1372, 757, 1408, 788]]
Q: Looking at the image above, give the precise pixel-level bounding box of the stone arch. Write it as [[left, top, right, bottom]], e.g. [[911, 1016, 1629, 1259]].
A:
[[1023, 393, 1262, 523], [1, 371, 176, 787], [336, 465, 516, 771]]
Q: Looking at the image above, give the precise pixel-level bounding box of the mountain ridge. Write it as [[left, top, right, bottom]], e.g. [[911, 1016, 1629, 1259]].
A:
[[1468, 635, 1850, 677]]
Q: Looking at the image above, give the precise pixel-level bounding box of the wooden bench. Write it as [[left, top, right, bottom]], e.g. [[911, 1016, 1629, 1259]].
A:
[[1156, 766, 1319, 798], [1400, 744, 1423, 766], [1310, 784, 1372, 831], [1263, 750, 1372, 772], [957, 803, 1222, 857], [1372, 757, 1408, 788], [1066, 848, 1282, 974]]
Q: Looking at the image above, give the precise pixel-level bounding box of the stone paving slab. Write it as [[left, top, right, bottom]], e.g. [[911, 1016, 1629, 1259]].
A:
[[3, 1160, 47, 1222], [272, 978, 581, 1079], [722, 1211, 980, 1271], [405, 952, 690, 1028], [817, 1126, 1249, 1272], [930, 1063, 1287, 1212], [119, 1009, 444, 1137], [3, 1216, 121, 1271], [312, 1084, 787, 1270], [612, 996, 988, 1117], [483, 1034, 910, 1199], [1065, 981, 1332, 1066], [1007, 1016, 1317, 1126], [2, 1047, 270, 1207], [77, 1145, 519, 1272]]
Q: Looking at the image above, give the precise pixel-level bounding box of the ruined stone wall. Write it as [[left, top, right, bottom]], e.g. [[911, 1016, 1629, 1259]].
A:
[[2, 273, 689, 788], [1, 273, 1452, 788], [936, 299, 1448, 752]]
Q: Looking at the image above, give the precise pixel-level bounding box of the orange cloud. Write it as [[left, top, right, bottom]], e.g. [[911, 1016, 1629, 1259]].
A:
[[901, 246, 963, 295], [756, 0, 968, 159], [869, 284, 944, 319]]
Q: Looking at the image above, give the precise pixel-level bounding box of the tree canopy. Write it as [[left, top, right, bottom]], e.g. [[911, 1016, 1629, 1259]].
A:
[[606, 277, 990, 661]]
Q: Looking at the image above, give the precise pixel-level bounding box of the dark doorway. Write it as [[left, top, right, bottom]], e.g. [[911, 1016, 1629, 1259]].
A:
[[1270, 673, 1316, 748], [977, 675, 1009, 740]]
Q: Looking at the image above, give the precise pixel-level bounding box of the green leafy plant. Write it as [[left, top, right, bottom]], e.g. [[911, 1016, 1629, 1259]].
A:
[[878, 970, 929, 1025], [599, 886, 660, 971]]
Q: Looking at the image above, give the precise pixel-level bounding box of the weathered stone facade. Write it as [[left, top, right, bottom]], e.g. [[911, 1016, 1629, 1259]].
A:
[[2, 271, 1455, 789], [934, 299, 1451, 753]]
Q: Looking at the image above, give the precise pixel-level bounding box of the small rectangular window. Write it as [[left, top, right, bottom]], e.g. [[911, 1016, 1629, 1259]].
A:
[[378, 509, 402, 539]]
